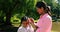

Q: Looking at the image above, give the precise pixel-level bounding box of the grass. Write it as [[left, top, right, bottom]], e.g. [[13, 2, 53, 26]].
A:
[[52, 22, 60, 32]]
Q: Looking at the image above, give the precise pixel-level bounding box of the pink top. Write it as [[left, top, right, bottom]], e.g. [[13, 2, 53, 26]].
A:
[[36, 13, 52, 32]]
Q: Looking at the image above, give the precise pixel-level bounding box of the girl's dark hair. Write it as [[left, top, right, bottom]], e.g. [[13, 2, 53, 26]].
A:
[[36, 1, 51, 16], [19, 16, 28, 27], [21, 16, 28, 24]]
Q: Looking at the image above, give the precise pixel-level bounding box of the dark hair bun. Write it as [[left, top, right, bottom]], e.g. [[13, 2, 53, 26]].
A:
[[21, 16, 28, 23]]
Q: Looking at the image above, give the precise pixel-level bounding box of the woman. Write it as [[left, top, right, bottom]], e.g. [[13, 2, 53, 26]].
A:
[[29, 1, 52, 32]]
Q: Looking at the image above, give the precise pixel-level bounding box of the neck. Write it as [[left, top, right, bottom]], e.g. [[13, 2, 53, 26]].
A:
[[40, 13, 47, 18], [23, 26, 28, 28], [23, 26, 27, 28], [41, 12, 46, 16]]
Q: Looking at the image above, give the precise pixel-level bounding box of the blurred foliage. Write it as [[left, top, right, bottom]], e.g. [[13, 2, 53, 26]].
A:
[[0, 0, 60, 32], [0, 0, 60, 25]]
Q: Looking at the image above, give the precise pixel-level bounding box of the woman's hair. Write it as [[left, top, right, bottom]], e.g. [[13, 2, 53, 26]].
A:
[[46, 6, 51, 16], [36, 1, 47, 10], [19, 16, 28, 26], [36, 1, 51, 16]]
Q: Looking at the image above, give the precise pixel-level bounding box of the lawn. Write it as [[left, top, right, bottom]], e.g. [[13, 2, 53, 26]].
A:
[[51, 22, 60, 32]]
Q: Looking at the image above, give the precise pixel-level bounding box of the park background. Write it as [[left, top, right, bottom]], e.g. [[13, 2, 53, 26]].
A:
[[0, 0, 60, 32]]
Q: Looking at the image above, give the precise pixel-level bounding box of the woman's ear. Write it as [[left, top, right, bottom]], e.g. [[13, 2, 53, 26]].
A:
[[41, 7, 45, 13], [41, 7, 44, 10]]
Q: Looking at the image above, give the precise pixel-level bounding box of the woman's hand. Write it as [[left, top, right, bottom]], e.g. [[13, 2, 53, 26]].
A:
[[28, 18, 34, 24], [28, 18, 38, 31]]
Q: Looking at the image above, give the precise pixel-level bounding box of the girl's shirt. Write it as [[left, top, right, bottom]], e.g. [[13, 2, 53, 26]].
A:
[[17, 25, 34, 32]]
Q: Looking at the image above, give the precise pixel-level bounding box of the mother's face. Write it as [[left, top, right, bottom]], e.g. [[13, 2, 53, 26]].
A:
[[36, 7, 44, 14]]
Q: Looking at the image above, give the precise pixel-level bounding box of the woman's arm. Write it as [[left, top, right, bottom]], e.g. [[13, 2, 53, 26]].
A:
[[30, 23, 38, 32], [28, 18, 38, 30]]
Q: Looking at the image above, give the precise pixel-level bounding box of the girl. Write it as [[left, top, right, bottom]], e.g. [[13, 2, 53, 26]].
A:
[[29, 1, 52, 32], [17, 16, 34, 32]]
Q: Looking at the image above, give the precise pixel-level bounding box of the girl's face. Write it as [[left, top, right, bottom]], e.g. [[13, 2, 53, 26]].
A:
[[37, 7, 44, 14], [22, 20, 28, 27]]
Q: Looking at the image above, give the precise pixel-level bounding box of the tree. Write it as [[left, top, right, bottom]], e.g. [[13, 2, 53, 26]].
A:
[[0, 0, 38, 25], [0, 0, 21, 25]]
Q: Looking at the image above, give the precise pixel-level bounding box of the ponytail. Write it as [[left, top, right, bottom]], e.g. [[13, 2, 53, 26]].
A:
[[46, 6, 51, 16]]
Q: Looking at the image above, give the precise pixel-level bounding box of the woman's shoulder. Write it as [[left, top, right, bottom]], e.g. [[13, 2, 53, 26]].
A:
[[44, 15, 52, 22], [47, 15, 52, 19], [44, 13, 52, 19], [42, 13, 52, 19]]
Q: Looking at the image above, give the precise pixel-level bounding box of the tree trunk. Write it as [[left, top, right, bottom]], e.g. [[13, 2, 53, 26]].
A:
[[5, 10, 12, 25], [0, 16, 4, 24]]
